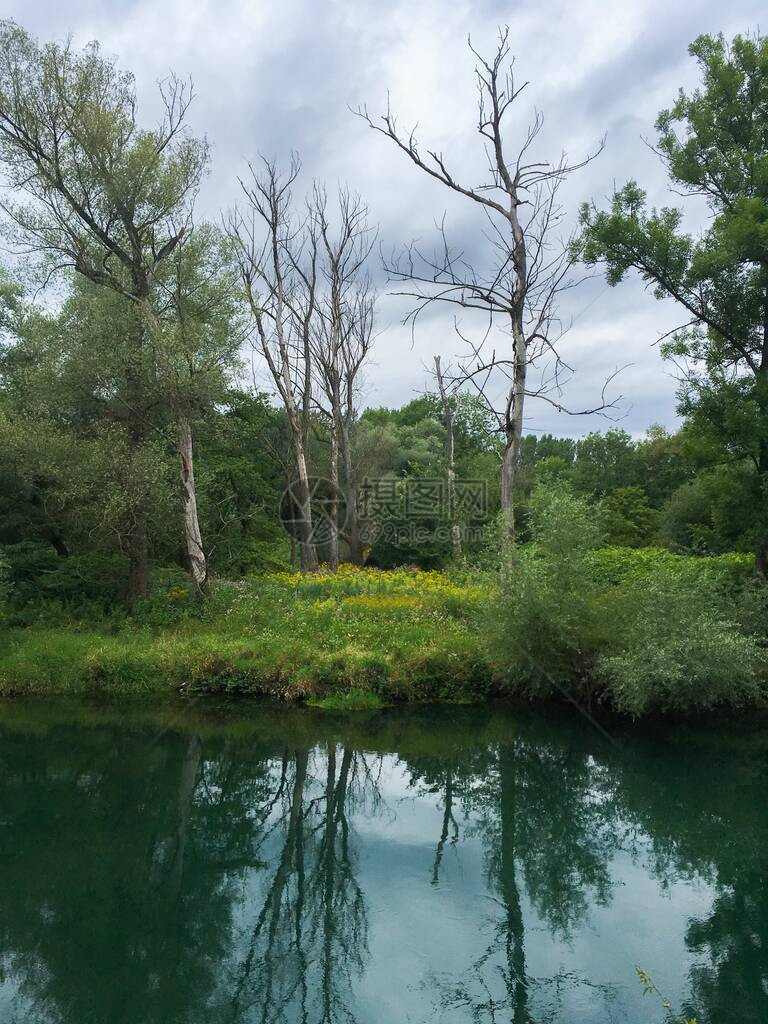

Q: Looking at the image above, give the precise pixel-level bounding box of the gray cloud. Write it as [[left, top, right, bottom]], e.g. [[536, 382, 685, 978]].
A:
[[5, 0, 762, 436]]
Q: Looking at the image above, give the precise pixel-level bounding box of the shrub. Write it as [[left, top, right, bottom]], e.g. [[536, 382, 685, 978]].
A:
[[594, 570, 767, 714], [309, 690, 384, 711], [130, 570, 197, 629], [486, 482, 609, 694], [2, 545, 128, 614], [484, 481, 768, 713], [585, 547, 753, 588]]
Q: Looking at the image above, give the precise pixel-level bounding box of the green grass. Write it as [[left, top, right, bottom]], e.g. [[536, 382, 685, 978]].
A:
[[1, 554, 766, 715], [0, 566, 493, 703], [307, 689, 385, 711]]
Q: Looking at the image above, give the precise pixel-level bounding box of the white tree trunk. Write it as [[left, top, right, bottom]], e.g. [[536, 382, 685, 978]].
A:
[[179, 417, 208, 592], [328, 414, 340, 571], [341, 418, 364, 564], [435, 355, 461, 560], [500, 319, 527, 545], [294, 441, 319, 573]]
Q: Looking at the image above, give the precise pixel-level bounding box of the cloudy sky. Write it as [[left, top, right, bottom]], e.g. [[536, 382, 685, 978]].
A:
[[8, 0, 765, 436]]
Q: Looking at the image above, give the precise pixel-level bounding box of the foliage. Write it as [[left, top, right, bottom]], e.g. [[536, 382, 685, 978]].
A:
[[660, 465, 764, 554], [580, 30, 768, 568], [0, 20, 766, 719], [0, 547, 765, 715], [584, 545, 753, 587], [0, 567, 493, 702], [486, 482, 610, 694], [0, 19, 209, 288], [308, 689, 384, 711], [594, 570, 766, 714], [485, 482, 767, 712], [601, 486, 658, 546], [354, 396, 498, 567]]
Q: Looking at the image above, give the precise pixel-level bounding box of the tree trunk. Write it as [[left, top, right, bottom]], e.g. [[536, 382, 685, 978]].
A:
[[756, 296, 768, 578], [328, 416, 340, 571], [756, 541, 767, 577], [755, 450, 768, 578], [294, 442, 319, 573], [124, 301, 152, 605], [501, 318, 527, 547], [341, 419, 364, 565], [500, 434, 518, 545], [126, 374, 150, 604], [126, 509, 150, 605], [499, 745, 529, 1024], [435, 355, 461, 560], [179, 417, 208, 593], [169, 733, 202, 895]]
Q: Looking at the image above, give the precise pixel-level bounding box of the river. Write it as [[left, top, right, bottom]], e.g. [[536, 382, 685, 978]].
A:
[[0, 699, 764, 1023]]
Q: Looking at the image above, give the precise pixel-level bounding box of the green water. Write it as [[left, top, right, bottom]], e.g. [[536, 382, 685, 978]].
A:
[[0, 700, 765, 1024]]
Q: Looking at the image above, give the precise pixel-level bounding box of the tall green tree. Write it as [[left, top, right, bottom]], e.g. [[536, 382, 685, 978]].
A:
[[580, 31, 768, 573], [154, 226, 245, 589], [0, 20, 210, 599], [0, 279, 178, 597]]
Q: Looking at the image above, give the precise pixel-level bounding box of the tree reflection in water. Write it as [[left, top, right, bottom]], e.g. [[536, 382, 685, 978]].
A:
[[0, 702, 764, 1024], [406, 728, 622, 1022], [228, 743, 380, 1023]]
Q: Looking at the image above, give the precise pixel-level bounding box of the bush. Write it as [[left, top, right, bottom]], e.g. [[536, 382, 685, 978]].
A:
[[585, 546, 753, 588], [485, 481, 768, 713], [0, 545, 129, 623], [1, 551, 766, 715], [129, 567, 200, 629], [594, 570, 767, 714], [487, 482, 610, 694]]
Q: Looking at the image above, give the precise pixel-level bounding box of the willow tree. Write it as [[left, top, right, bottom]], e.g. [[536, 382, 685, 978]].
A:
[[0, 279, 178, 582], [580, 31, 768, 574], [0, 20, 209, 599], [156, 226, 245, 590], [357, 29, 616, 540]]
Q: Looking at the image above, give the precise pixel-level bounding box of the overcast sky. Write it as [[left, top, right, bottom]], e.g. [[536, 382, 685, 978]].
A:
[[8, 0, 765, 436]]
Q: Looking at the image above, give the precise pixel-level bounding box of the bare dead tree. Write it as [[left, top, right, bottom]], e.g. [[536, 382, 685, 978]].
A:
[[356, 28, 621, 541], [339, 285, 375, 564], [310, 185, 376, 568], [433, 355, 462, 560], [229, 157, 319, 573]]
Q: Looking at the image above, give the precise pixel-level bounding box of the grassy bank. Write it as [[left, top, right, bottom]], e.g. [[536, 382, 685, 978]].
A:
[[0, 568, 493, 702], [1, 550, 767, 715]]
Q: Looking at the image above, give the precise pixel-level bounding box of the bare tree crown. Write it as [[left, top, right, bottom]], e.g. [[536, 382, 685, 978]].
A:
[[355, 28, 619, 437]]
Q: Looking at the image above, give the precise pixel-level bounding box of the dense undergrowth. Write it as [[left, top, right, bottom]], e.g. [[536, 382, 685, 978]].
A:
[[1, 512, 766, 715], [0, 566, 493, 703]]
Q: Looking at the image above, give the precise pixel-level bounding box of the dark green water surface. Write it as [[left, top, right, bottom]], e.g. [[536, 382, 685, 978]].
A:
[[0, 699, 765, 1023]]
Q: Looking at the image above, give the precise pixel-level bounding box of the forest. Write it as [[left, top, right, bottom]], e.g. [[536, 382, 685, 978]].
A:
[[1, 19, 767, 717]]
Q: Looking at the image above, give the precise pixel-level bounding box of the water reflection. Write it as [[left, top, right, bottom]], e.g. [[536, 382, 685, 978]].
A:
[[0, 702, 764, 1024]]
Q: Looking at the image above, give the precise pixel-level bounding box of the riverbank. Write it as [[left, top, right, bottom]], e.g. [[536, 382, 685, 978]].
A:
[[0, 567, 492, 703], [1, 558, 766, 715]]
